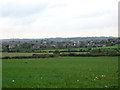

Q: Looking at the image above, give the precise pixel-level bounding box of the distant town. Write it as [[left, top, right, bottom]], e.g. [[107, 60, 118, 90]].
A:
[[2, 37, 119, 53]]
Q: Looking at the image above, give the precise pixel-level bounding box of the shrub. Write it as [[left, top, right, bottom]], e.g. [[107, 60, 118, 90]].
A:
[[3, 56, 11, 59], [53, 50, 60, 54], [60, 53, 69, 56], [107, 49, 118, 56]]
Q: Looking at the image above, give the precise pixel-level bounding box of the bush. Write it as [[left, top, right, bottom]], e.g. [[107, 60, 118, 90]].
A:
[[32, 54, 58, 58], [3, 56, 11, 59], [107, 49, 118, 56], [60, 53, 69, 56], [53, 50, 60, 54], [89, 48, 119, 56]]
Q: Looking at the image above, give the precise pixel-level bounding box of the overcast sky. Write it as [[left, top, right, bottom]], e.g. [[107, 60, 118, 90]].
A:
[[0, 0, 119, 39]]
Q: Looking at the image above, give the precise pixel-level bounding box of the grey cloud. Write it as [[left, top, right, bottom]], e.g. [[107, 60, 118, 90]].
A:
[[0, 2, 48, 18]]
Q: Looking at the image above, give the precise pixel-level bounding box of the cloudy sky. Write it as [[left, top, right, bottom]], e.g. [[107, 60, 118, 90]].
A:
[[0, 0, 119, 39]]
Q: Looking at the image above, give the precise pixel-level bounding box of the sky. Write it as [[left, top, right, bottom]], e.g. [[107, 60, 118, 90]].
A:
[[0, 0, 119, 39]]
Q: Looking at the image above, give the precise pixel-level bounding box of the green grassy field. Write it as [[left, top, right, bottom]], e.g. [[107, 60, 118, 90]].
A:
[[34, 48, 88, 53], [35, 49, 68, 52], [92, 44, 119, 50], [2, 53, 53, 58], [2, 57, 118, 88], [2, 52, 88, 58], [2, 44, 119, 58], [31, 44, 119, 53]]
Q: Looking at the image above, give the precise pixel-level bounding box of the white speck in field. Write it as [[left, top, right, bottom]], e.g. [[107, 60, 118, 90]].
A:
[[41, 77, 42, 79], [77, 80, 79, 82], [12, 80, 14, 83], [95, 77, 98, 79], [94, 79, 96, 81], [102, 75, 105, 77], [105, 85, 107, 88]]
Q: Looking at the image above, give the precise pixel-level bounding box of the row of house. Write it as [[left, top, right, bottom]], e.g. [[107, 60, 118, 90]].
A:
[[5, 38, 118, 49]]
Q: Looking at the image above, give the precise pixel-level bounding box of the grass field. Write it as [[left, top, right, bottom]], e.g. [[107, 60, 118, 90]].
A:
[[30, 44, 119, 53], [2, 53, 53, 58], [2, 52, 88, 58], [34, 48, 88, 53], [2, 44, 119, 58], [92, 44, 119, 50], [2, 57, 118, 88], [35, 49, 68, 52]]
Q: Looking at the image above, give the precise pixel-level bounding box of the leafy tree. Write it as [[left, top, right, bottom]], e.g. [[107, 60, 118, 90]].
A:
[[56, 42, 63, 49]]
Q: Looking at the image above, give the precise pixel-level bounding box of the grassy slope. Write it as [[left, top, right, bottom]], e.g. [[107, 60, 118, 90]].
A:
[[2, 53, 53, 58], [35, 44, 119, 51], [92, 44, 119, 49], [2, 52, 87, 58], [35, 48, 88, 52], [2, 44, 119, 58], [2, 57, 118, 88]]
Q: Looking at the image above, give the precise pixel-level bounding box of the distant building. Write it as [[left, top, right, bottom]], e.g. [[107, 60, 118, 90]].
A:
[[9, 44, 14, 48]]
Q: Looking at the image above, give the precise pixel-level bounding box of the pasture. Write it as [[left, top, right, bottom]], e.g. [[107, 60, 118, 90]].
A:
[[2, 52, 87, 58], [34, 44, 119, 52], [2, 57, 118, 88], [92, 44, 119, 50], [2, 53, 53, 58]]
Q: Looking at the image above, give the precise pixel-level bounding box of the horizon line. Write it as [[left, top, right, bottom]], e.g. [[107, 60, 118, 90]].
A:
[[1, 36, 118, 40]]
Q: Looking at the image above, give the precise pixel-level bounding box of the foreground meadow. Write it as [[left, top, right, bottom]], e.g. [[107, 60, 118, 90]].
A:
[[2, 57, 118, 88]]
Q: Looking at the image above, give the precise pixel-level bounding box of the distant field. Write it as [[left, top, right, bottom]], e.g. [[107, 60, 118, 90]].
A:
[[2, 44, 119, 58], [2, 52, 87, 58], [70, 48, 88, 51], [64, 52, 88, 54], [92, 44, 119, 50], [34, 48, 88, 52], [2, 53, 53, 58], [34, 44, 119, 52], [2, 57, 118, 88], [36, 49, 68, 52]]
